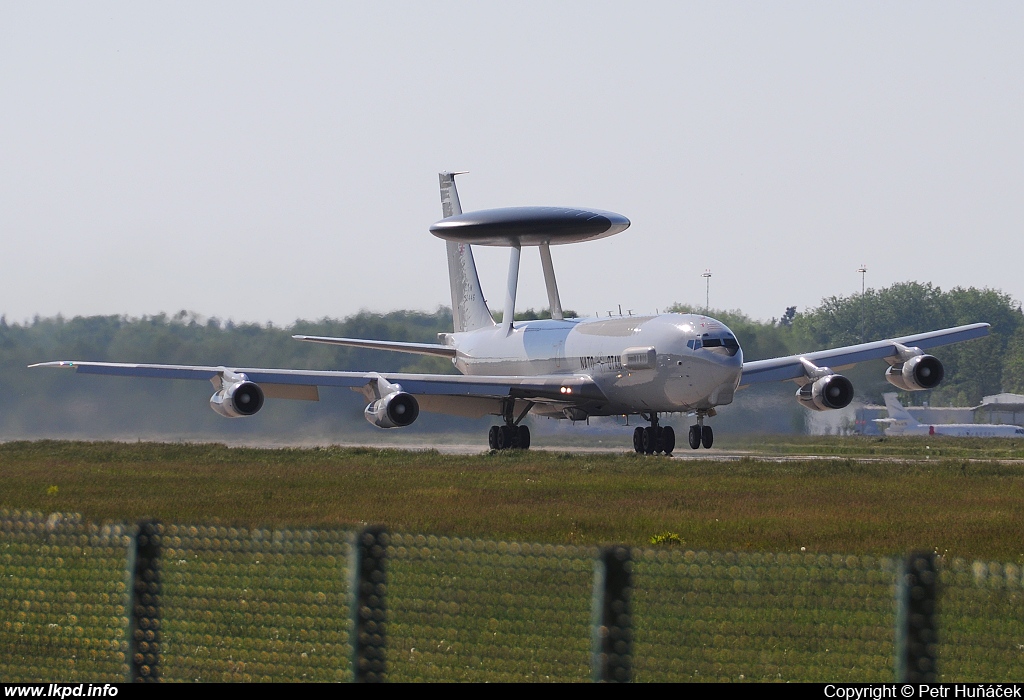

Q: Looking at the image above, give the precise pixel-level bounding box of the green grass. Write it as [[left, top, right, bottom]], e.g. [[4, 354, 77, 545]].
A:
[[3, 438, 1023, 683], [2, 440, 1024, 560], [718, 433, 1024, 460]]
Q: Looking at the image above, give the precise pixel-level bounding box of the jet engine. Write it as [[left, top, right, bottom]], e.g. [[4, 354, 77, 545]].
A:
[[796, 374, 855, 412], [210, 380, 265, 418], [365, 391, 420, 428], [885, 354, 944, 392]]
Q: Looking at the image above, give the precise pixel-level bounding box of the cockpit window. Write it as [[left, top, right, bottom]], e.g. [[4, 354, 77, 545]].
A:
[[697, 333, 739, 356]]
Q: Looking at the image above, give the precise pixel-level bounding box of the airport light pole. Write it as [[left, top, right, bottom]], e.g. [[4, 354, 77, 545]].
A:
[[702, 269, 711, 315], [858, 265, 867, 342]]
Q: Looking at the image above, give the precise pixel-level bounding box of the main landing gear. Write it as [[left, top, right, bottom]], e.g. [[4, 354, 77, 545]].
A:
[[632, 413, 676, 456], [488, 424, 530, 450], [488, 399, 532, 450], [686, 411, 713, 450]]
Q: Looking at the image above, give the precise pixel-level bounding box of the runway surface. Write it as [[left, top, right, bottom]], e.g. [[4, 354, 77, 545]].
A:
[[30, 435, 1021, 464], [246, 440, 1024, 464]]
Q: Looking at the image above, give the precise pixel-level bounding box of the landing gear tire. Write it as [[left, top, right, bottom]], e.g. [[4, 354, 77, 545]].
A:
[[688, 425, 701, 450], [701, 425, 714, 449], [499, 425, 514, 450], [517, 425, 531, 450], [488, 425, 501, 450], [642, 427, 657, 454], [662, 426, 675, 455], [633, 427, 644, 453]]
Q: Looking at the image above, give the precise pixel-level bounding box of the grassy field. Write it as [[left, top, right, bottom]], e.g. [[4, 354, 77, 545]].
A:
[[3, 438, 1022, 683], [719, 433, 1024, 460], [2, 439, 1023, 561]]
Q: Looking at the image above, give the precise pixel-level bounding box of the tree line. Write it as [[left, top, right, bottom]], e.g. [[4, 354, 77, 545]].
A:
[[0, 281, 1019, 440], [669, 282, 1024, 406]]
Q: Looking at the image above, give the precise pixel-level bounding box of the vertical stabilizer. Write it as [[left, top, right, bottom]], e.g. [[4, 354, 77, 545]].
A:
[[439, 172, 495, 332], [883, 393, 919, 425]]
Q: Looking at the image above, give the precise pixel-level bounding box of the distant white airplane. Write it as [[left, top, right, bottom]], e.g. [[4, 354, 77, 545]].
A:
[[33, 173, 990, 454], [876, 393, 1024, 437]]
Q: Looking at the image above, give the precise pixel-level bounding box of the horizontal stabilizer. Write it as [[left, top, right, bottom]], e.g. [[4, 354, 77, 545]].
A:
[[292, 335, 457, 358]]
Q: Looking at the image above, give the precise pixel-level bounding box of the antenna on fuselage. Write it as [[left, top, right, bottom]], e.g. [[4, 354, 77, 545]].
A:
[[429, 205, 631, 335]]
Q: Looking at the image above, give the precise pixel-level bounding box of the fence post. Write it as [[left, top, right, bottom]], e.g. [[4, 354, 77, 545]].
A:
[[126, 519, 163, 682], [895, 550, 939, 682], [591, 545, 633, 682], [350, 525, 389, 682]]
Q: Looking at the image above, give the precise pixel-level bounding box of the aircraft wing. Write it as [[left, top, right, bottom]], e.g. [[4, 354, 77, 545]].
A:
[[739, 323, 990, 386], [29, 361, 604, 416]]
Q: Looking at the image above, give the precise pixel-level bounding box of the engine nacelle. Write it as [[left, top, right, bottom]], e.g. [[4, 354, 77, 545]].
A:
[[885, 354, 944, 392], [796, 374, 855, 412], [364, 391, 419, 428], [210, 381, 265, 418]]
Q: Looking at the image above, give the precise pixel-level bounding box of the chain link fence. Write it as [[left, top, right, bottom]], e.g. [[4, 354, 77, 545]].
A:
[[0, 513, 130, 682], [1, 509, 1020, 682]]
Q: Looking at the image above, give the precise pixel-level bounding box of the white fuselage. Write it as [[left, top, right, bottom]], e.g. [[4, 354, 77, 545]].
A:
[[447, 313, 743, 416]]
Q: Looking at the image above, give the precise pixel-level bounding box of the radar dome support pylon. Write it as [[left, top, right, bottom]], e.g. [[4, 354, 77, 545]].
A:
[[430, 187, 631, 334], [539, 242, 563, 321]]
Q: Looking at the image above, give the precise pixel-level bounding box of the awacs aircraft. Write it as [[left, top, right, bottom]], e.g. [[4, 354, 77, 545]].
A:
[[32, 173, 990, 454], [876, 393, 1024, 437]]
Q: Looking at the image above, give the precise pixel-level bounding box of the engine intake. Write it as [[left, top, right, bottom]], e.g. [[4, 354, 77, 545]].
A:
[[796, 374, 854, 412], [210, 381, 265, 418], [365, 391, 420, 428], [886, 354, 944, 392]]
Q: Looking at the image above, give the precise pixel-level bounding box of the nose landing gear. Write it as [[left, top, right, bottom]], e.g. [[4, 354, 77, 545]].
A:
[[632, 413, 676, 455], [687, 411, 713, 450]]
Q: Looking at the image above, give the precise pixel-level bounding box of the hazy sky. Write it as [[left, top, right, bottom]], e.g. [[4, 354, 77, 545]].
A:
[[2, 2, 1022, 328]]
